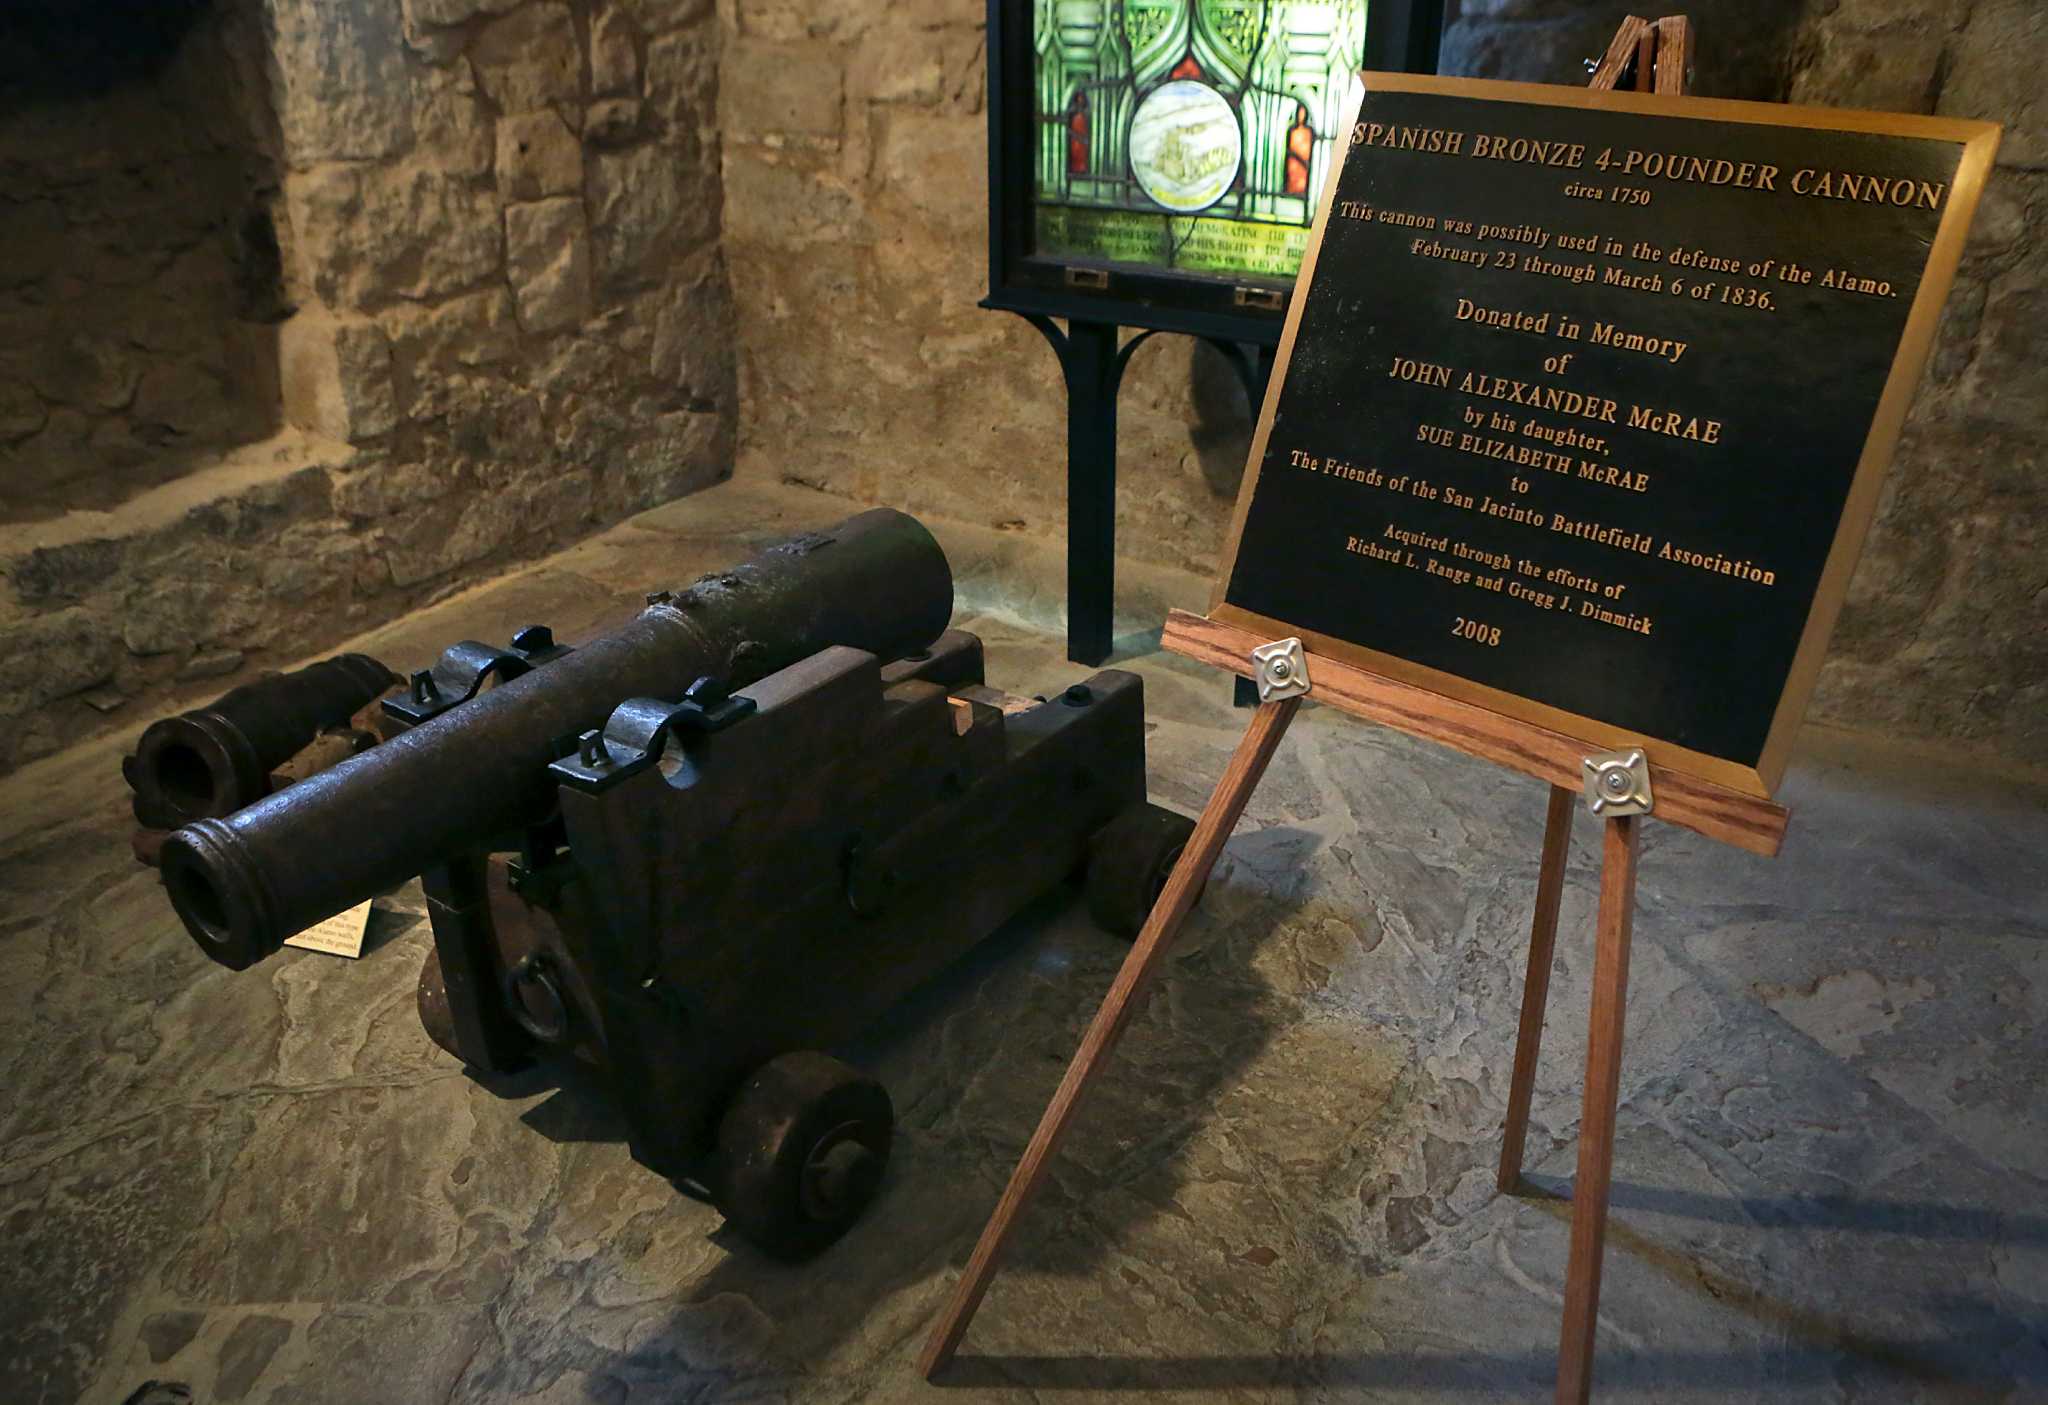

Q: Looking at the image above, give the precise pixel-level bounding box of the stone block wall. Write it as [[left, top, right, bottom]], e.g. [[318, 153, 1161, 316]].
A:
[[0, 0, 735, 772], [717, 0, 1257, 579], [0, 3, 286, 520], [718, 0, 2046, 768]]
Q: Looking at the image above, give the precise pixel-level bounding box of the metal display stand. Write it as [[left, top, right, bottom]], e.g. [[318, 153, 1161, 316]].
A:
[[979, 0, 1446, 667], [1004, 312, 1274, 665], [922, 21, 1768, 1402]]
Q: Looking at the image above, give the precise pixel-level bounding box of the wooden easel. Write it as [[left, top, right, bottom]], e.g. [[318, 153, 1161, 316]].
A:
[[919, 19, 1787, 1403]]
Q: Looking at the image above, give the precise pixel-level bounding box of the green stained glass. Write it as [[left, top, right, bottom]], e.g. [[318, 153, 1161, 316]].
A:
[[1123, 1, 1174, 57], [1208, 1, 1267, 64], [1032, 0, 1370, 282]]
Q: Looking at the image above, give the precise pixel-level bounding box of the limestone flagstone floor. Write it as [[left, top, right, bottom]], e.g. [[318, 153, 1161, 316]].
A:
[[2, 482, 2044, 1404]]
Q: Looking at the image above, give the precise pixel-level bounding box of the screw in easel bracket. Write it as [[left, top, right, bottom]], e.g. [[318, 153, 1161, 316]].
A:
[[1582, 748, 1653, 818], [1249, 637, 1310, 702]]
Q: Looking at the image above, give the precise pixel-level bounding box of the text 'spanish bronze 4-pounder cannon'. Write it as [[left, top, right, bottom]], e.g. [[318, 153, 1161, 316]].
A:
[[157, 509, 1194, 1256]]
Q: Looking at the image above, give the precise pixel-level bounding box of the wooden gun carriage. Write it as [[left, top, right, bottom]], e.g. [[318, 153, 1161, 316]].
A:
[[434, 629, 1188, 1253]]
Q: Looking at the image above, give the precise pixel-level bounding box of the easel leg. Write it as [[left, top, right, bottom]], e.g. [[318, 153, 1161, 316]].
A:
[[918, 696, 1303, 1378], [1555, 814, 1640, 1404], [1497, 784, 1576, 1192], [1551, 19, 1673, 1399]]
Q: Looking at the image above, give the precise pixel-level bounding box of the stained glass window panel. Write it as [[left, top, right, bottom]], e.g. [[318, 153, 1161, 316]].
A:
[[1031, 0, 1369, 282]]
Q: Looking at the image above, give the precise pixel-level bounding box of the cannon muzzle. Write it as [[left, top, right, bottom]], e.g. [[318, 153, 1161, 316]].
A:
[[126, 653, 397, 827], [160, 509, 953, 970]]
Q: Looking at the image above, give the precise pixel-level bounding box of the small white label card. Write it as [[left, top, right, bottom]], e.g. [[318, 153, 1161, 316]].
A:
[[283, 899, 374, 959]]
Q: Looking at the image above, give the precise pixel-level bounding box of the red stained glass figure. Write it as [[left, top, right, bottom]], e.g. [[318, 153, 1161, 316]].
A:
[[1067, 92, 1089, 173], [1169, 53, 1204, 80], [1285, 101, 1312, 195]]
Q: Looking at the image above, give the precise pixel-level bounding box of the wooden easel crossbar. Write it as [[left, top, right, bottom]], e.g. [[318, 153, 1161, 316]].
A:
[[918, 19, 1791, 1403]]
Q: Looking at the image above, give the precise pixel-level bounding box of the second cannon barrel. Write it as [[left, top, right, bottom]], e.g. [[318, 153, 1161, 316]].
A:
[[126, 653, 397, 827]]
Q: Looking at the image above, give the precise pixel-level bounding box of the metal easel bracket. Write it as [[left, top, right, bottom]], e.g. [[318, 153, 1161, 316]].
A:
[[1249, 637, 1310, 701], [1582, 748, 1653, 818]]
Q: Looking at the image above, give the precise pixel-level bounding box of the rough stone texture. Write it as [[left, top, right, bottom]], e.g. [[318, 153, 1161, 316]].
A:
[[585, 95, 647, 147], [285, 162, 505, 310], [722, 38, 845, 142], [408, 0, 527, 28], [589, 143, 721, 294], [470, 3, 585, 117], [138, 1313, 204, 1366], [1441, 1, 1810, 102], [591, 7, 643, 97], [279, 315, 398, 443], [506, 199, 595, 334], [267, 0, 420, 164], [214, 1315, 292, 1402], [718, 0, 2047, 767], [496, 111, 585, 200], [0, 608, 119, 719], [0, 0, 735, 776], [2, 480, 2044, 1404], [1779, 0, 2048, 767], [0, 2, 287, 520]]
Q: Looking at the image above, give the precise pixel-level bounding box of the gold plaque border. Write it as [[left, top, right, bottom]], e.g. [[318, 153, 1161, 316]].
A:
[[1210, 72, 2001, 800]]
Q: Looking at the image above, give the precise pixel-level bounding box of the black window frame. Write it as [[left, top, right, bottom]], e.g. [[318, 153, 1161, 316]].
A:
[[983, 0, 1445, 341]]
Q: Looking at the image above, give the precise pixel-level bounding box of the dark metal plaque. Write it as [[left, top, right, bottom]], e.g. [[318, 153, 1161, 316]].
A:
[[1214, 74, 1998, 795]]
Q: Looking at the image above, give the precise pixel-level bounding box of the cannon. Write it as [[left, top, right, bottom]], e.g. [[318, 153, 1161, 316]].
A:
[[123, 652, 397, 829], [157, 509, 1193, 1255], [160, 508, 954, 971]]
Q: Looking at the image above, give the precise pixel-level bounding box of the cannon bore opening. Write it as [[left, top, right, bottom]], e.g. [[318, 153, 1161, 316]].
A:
[[153, 741, 222, 818], [166, 859, 232, 946]]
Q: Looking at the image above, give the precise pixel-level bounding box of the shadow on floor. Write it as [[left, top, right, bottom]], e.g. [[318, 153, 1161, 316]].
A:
[[501, 868, 1313, 1387], [933, 1325, 2046, 1394], [1518, 1170, 2048, 1241], [921, 1182, 2048, 1397], [1489, 1174, 2048, 1394]]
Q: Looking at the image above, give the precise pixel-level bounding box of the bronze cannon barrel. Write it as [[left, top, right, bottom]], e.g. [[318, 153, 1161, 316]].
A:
[[160, 509, 954, 970], [126, 653, 397, 827]]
